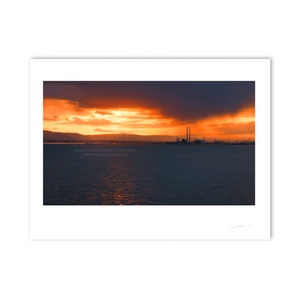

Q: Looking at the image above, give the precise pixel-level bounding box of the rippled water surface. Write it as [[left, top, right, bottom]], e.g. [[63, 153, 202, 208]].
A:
[[44, 144, 255, 205]]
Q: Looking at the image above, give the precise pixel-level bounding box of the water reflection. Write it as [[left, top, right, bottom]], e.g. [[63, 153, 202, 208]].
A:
[[43, 144, 255, 205]]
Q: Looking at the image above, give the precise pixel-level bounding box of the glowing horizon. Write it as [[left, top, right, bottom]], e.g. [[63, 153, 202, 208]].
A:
[[43, 81, 255, 141]]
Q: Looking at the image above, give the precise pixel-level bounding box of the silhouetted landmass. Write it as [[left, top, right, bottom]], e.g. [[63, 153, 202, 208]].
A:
[[44, 130, 254, 145], [43, 130, 175, 142]]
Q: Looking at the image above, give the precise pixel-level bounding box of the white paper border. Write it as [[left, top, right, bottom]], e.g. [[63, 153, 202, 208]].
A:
[[30, 59, 270, 240]]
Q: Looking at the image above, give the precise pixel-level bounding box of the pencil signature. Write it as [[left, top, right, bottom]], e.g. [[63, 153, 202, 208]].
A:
[[230, 224, 252, 228]]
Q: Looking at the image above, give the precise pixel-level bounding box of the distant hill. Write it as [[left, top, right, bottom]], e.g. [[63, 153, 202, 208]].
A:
[[43, 130, 176, 142]]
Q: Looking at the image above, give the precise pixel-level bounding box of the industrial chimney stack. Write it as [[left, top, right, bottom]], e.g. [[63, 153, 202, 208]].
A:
[[186, 127, 188, 141], [185, 126, 192, 143]]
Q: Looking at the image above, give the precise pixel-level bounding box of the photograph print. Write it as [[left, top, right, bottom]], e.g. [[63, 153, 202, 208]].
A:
[[43, 81, 255, 205]]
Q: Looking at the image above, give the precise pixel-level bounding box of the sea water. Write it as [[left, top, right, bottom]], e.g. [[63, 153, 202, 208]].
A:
[[43, 144, 255, 205]]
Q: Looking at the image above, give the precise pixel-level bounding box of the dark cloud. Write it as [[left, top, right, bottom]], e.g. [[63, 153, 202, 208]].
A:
[[44, 81, 255, 123]]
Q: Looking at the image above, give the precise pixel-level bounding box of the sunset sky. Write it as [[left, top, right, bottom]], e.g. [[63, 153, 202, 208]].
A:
[[43, 81, 255, 141]]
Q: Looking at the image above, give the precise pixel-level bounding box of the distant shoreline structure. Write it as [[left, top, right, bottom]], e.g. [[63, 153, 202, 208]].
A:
[[44, 140, 255, 146], [43, 129, 254, 145]]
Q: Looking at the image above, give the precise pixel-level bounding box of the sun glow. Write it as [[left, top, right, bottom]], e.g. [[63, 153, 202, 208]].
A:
[[43, 99, 255, 141]]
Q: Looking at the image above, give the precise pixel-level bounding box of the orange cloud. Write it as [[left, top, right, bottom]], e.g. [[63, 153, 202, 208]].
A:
[[94, 128, 113, 132], [212, 121, 255, 135], [95, 110, 113, 115], [43, 99, 92, 118], [43, 98, 255, 141], [60, 117, 113, 126], [187, 107, 255, 141], [43, 115, 60, 121]]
